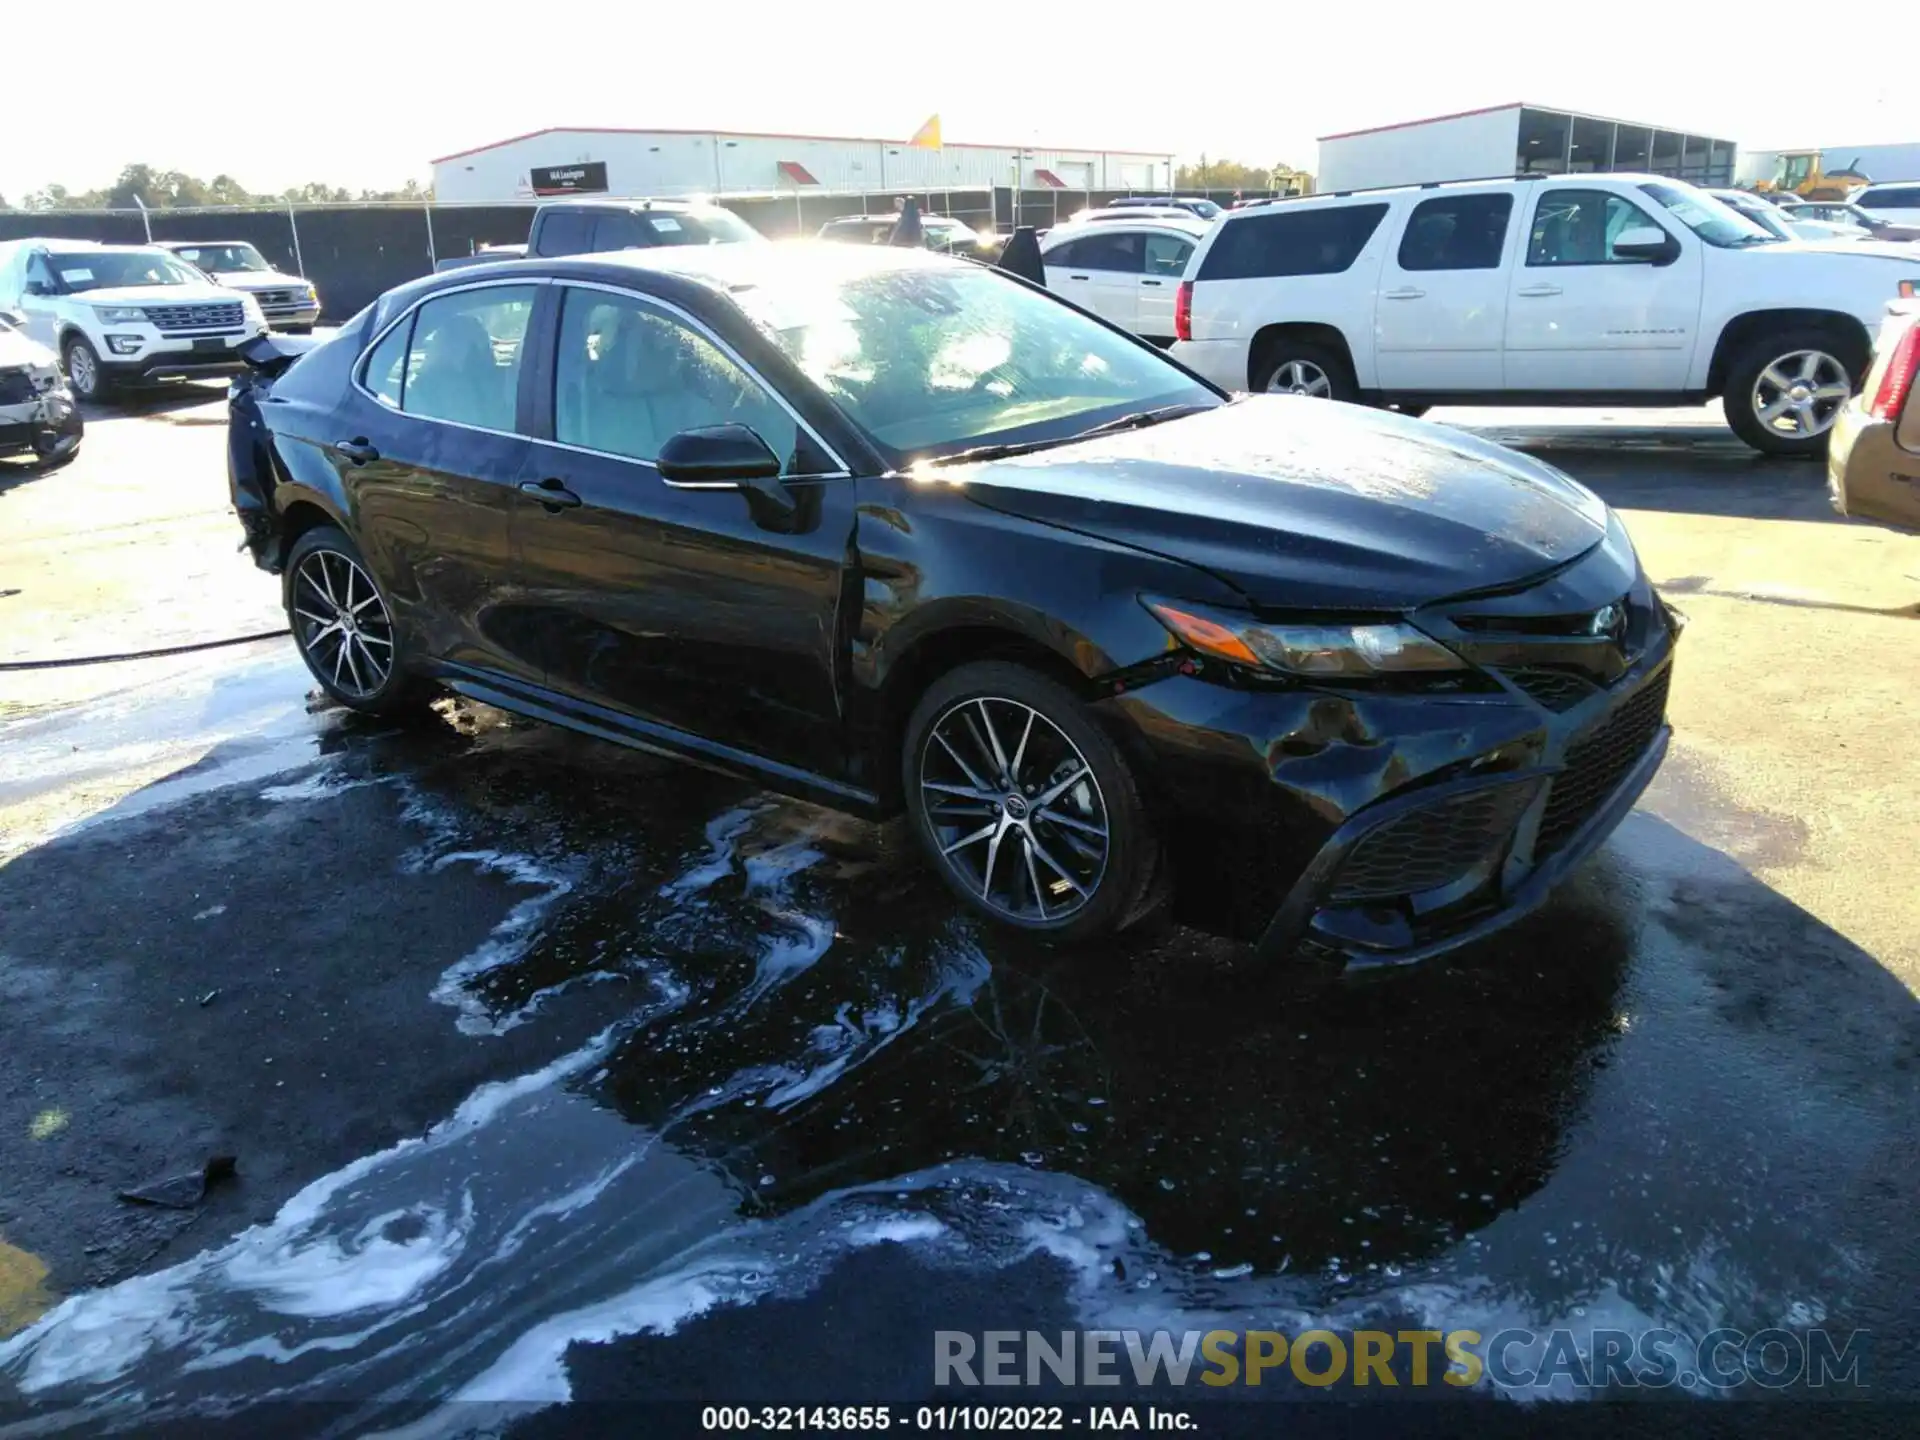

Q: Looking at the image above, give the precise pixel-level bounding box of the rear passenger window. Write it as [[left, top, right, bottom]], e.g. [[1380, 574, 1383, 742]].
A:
[[534, 209, 594, 256], [399, 285, 535, 431], [1071, 232, 1146, 274], [362, 315, 412, 408], [1860, 186, 1920, 210], [1044, 238, 1083, 268], [1397, 194, 1513, 271], [1142, 234, 1195, 276], [1196, 203, 1389, 281]]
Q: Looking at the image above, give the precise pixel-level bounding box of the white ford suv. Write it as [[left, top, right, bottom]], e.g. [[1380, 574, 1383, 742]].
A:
[[0, 239, 267, 401], [1168, 174, 1920, 456]]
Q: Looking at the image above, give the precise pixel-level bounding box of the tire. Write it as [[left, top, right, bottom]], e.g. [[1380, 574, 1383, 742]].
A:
[[902, 660, 1163, 944], [1252, 339, 1357, 402], [62, 335, 109, 402], [32, 440, 79, 471], [284, 525, 423, 715], [1721, 328, 1862, 458]]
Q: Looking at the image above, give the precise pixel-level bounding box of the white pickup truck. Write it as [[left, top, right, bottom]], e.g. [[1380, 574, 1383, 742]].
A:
[[1167, 173, 1920, 456]]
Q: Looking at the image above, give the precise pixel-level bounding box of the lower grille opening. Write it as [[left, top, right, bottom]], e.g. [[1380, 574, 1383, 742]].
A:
[[1503, 666, 1599, 712], [1536, 665, 1671, 858], [1331, 782, 1536, 903]]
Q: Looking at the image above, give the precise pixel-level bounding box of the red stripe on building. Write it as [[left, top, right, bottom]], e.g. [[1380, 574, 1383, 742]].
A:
[[778, 161, 819, 185]]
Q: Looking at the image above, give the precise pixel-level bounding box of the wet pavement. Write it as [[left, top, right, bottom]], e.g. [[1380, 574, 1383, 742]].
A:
[[2, 404, 1919, 1435]]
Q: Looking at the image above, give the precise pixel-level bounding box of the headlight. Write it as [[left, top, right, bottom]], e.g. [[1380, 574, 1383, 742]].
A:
[[1901, 280, 1917, 299], [304, 284, 318, 301], [92, 305, 146, 324], [1145, 598, 1466, 677]]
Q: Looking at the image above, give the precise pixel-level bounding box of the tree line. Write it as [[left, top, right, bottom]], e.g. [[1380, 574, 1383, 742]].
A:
[[0, 164, 431, 212]]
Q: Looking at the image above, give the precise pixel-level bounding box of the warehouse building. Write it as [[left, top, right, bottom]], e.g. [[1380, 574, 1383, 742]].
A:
[[431, 127, 1175, 204], [1317, 104, 1737, 193]]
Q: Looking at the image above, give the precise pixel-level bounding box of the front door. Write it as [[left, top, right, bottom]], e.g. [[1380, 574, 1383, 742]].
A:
[[504, 283, 857, 781], [1373, 190, 1514, 391], [332, 281, 539, 680], [1503, 186, 1701, 392]]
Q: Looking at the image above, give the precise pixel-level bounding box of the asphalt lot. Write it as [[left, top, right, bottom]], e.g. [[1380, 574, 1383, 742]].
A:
[[2, 387, 1919, 1433]]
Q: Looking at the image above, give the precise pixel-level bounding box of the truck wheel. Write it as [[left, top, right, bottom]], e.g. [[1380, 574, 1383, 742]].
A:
[[1722, 330, 1860, 458], [62, 336, 109, 402], [1253, 341, 1356, 403]]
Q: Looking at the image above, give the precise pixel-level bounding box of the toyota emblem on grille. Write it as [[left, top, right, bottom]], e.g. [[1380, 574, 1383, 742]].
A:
[[1588, 603, 1622, 637]]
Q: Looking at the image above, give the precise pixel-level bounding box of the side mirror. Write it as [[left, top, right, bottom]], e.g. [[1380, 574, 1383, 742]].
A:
[[657, 423, 795, 520], [1613, 226, 1678, 264], [22, 280, 52, 297]]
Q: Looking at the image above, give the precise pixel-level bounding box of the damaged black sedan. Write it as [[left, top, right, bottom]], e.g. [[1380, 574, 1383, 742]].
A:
[[227, 244, 1677, 965]]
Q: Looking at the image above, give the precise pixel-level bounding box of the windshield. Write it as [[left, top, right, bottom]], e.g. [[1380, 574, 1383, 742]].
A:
[[170, 243, 270, 273], [662, 209, 760, 246], [50, 251, 204, 291], [1640, 182, 1781, 247], [732, 259, 1218, 462], [1184, 200, 1223, 219]]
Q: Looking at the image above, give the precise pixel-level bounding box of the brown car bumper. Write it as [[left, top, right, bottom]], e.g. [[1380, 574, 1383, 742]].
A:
[[1828, 400, 1920, 533]]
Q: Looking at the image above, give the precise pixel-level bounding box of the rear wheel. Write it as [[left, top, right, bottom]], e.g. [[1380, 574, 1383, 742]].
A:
[[903, 661, 1162, 944], [1722, 329, 1860, 457], [1253, 340, 1356, 403], [284, 525, 423, 715]]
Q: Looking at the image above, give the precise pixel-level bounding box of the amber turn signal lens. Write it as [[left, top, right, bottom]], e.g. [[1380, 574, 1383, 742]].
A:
[[1145, 601, 1261, 667]]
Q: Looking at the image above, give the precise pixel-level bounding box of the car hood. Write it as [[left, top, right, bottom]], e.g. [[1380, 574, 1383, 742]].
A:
[[75, 283, 248, 305], [1764, 237, 1920, 261], [212, 270, 307, 289], [953, 397, 1610, 609], [0, 325, 58, 370]]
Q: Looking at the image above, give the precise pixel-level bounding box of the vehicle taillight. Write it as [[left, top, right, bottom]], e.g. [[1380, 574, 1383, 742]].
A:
[[1174, 281, 1192, 343], [1869, 322, 1920, 421]]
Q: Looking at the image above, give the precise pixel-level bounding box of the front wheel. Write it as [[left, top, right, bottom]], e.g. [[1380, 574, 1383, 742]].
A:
[[903, 660, 1163, 944], [1722, 330, 1860, 457], [62, 336, 108, 402], [284, 525, 423, 715]]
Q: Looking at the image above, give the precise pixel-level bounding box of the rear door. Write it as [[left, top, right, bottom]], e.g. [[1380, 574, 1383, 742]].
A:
[[504, 282, 858, 780], [1042, 230, 1146, 331], [1503, 185, 1700, 391], [1373, 190, 1514, 391], [338, 280, 541, 680], [1137, 231, 1198, 343]]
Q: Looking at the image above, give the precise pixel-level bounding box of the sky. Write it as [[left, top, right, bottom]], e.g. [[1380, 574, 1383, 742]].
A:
[[3, 0, 1909, 202]]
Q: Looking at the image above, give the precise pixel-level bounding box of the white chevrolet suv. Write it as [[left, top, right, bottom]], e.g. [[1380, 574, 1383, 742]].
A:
[[1168, 174, 1920, 456], [0, 239, 267, 401]]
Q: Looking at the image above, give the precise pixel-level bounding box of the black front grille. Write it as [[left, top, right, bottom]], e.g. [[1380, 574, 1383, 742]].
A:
[[1536, 665, 1671, 858], [144, 301, 245, 333], [0, 368, 34, 405], [1332, 782, 1536, 902], [1453, 605, 1620, 636], [1504, 667, 1598, 712]]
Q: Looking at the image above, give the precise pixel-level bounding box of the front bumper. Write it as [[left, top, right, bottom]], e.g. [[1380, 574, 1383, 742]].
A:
[[103, 343, 257, 384], [0, 393, 84, 460], [1827, 398, 1920, 532], [261, 303, 322, 331], [1108, 586, 1676, 966]]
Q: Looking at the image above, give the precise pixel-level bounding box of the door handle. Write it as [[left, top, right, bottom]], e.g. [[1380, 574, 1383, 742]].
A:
[[1382, 287, 1426, 299], [1068, 273, 1089, 281], [332, 438, 379, 465], [519, 478, 581, 510], [1140, 279, 1164, 287], [1517, 284, 1564, 298]]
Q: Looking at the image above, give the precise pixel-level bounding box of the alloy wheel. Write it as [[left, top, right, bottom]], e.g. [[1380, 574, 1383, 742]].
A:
[[292, 548, 395, 700], [918, 696, 1110, 923], [1751, 349, 1850, 439], [1265, 359, 1332, 398], [65, 344, 96, 398]]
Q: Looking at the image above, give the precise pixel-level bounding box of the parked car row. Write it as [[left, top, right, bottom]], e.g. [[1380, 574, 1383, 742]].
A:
[[0, 306, 83, 467]]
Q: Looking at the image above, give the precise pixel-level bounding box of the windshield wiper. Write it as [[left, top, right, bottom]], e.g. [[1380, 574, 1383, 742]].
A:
[[1068, 402, 1216, 441], [925, 403, 1214, 468]]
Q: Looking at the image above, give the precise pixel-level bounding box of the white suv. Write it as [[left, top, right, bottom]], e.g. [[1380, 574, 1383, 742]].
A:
[[0, 239, 267, 401], [1168, 174, 1920, 456]]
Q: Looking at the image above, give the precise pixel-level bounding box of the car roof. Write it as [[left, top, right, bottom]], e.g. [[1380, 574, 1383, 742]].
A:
[[535, 196, 712, 212], [159, 239, 256, 247], [823, 213, 969, 225], [1041, 218, 1208, 241]]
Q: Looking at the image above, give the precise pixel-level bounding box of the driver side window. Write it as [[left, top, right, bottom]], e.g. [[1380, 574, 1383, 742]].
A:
[[551, 288, 814, 473], [1526, 189, 1663, 266]]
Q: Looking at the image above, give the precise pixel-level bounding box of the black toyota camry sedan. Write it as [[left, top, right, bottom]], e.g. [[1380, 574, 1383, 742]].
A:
[[228, 243, 1678, 965]]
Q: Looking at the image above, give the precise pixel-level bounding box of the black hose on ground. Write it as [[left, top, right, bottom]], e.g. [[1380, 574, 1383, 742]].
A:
[[0, 629, 290, 673]]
